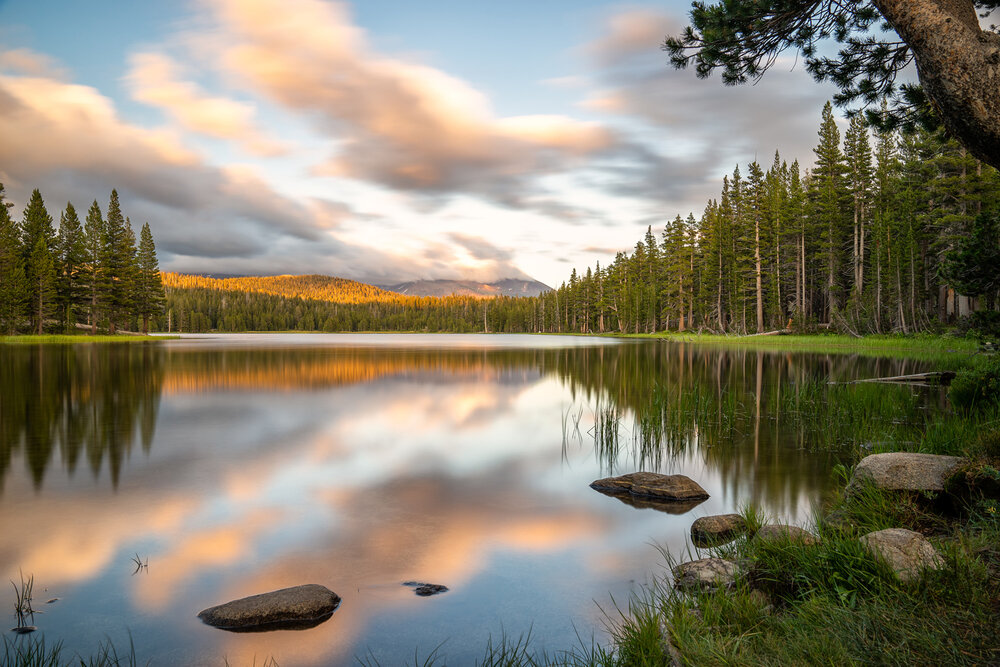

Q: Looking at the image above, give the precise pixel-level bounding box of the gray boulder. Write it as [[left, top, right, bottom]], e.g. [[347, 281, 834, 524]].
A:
[[691, 514, 748, 547], [848, 453, 965, 494], [754, 524, 820, 546], [860, 528, 945, 582], [197, 584, 341, 632], [590, 472, 709, 502], [672, 558, 739, 591]]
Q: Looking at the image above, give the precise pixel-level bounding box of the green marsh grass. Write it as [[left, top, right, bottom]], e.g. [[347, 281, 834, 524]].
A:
[[0, 335, 174, 345]]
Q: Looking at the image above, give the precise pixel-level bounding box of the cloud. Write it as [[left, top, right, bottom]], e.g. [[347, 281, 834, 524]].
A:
[[125, 52, 287, 156], [202, 0, 615, 204], [0, 59, 426, 281], [0, 48, 68, 80], [577, 7, 842, 212], [584, 8, 680, 66]]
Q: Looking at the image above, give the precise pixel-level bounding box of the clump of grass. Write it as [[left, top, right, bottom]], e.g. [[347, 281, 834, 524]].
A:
[[1, 635, 140, 667], [11, 571, 35, 630], [129, 554, 148, 575]]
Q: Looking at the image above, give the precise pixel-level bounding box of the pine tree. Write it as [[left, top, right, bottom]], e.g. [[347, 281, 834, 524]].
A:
[[28, 235, 57, 334], [0, 184, 27, 334], [21, 189, 56, 333], [83, 201, 105, 334], [844, 114, 874, 312], [102, 190, 133, 334], [135, 222, 166, 334], [808, 102, 849, 322], [57, 202, 89, 332]]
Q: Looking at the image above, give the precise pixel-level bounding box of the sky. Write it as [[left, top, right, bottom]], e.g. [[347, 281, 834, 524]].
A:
[[0, 0, 844, 288]]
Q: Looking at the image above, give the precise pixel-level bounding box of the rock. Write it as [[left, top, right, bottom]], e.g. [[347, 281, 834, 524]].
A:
[[754, 524, 820, 546], [590, 472, 709, 502], [672, 558, 739, 591], [403, 582, 449, 597], [859, 528, 945, 582], [11, 626, 37, 634], [848, 453, 966, 494], [691, 514, 748, 547], [197, 584, 341, 632]]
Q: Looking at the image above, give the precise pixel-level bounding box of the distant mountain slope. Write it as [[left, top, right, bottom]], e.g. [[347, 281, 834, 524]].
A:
[[380, 278, 552, 298], [162, 273, 401, 304]]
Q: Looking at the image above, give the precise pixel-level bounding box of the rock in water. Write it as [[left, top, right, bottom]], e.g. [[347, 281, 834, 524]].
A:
[[197, 584, 341, 632], [672, 558, 739, 591], [402, 582, 449, 597], [691, 514, 748, 547], [848, 453, 965, 494], [590, 472, 709, 502], [754, 524, 821, 546], [860, 528, 945, 582]]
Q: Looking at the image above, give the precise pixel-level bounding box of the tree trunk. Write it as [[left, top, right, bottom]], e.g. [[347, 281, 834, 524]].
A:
[[873, 0, 1000, 170]]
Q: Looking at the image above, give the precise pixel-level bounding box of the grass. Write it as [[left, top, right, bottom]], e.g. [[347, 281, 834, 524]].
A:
[[615, 331, 980, 359], [1, 635, 141, 667], [0, 335, 176, 344], [11, 571, 35, 630]]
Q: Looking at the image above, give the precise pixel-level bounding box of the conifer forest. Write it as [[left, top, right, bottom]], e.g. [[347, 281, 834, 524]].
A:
[[0, 186, 166, 335]]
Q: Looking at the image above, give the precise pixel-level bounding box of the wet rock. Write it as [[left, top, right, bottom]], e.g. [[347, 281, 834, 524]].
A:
[[672, 558, 739, 591], [691, 513, 747, 547], [848, 453, 966, 494], [754, 524, 820, 546], [403, 582, 449, 597], [10, 626, 37, 635], [860, 528, 945, 582], [197, 584, 340, 632], [590, 472, 709, 503]]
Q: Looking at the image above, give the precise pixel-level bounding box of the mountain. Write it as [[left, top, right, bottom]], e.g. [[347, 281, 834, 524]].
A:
[[379, 278, 552, 298]]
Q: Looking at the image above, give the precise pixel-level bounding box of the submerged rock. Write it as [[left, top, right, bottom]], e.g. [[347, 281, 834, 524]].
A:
[[590, 472, 710, 502], [403, 581, 449, 597], [197, 584, 341, 632], [848, 453, 965, 494], [672, 558, 739, 591], [860, 528, 945, 582], [754, 524, 820, 546], [691, 514, 748, 547]]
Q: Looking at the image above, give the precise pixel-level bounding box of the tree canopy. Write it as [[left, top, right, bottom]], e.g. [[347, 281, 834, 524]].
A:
[[664, 0, 1000, 169]]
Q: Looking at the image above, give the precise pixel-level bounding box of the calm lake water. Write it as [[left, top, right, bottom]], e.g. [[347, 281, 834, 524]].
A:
[[0, 334, 952, 665]]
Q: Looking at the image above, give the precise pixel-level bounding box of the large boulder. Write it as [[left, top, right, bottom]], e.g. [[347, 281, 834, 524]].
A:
[[197, 584, 341, 632], [672, 558, 739, 591], [860, 528, 945, 582], [590, 472, 709, 502], [848, 453, 965, 494], [754, 524, 820, 546], [691, 514, 748, 547]]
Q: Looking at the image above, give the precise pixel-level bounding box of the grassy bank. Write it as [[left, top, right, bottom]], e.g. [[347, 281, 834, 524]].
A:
[[0, 334, 176, 344]]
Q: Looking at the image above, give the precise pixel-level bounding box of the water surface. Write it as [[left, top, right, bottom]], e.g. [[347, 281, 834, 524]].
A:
[[0, 334, 951, 664]]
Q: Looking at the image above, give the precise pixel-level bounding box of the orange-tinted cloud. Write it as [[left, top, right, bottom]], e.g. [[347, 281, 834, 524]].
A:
[[202, 0, 614, 197], [126, 52, 287, 156]]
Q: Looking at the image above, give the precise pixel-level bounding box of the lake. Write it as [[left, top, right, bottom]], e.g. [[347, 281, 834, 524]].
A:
[[0, 334, 952, 665]]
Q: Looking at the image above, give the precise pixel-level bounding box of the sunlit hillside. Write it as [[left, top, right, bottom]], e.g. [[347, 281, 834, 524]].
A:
[[162, 273, 403, 304]]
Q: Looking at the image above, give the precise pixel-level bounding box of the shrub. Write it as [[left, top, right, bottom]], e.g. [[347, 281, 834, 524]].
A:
[[949, 355, 1000, 412], [955, 310, 1000, 341]]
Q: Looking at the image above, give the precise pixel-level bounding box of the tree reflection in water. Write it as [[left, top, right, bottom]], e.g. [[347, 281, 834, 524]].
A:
[[0, 339, 950, 514]]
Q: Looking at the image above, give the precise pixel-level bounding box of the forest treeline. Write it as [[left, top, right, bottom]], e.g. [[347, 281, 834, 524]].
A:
[[546, 104, 1000, 336], [0, 185, 166, 335], [161, 273, 541, 333], [161, 103, 1000, 336]]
